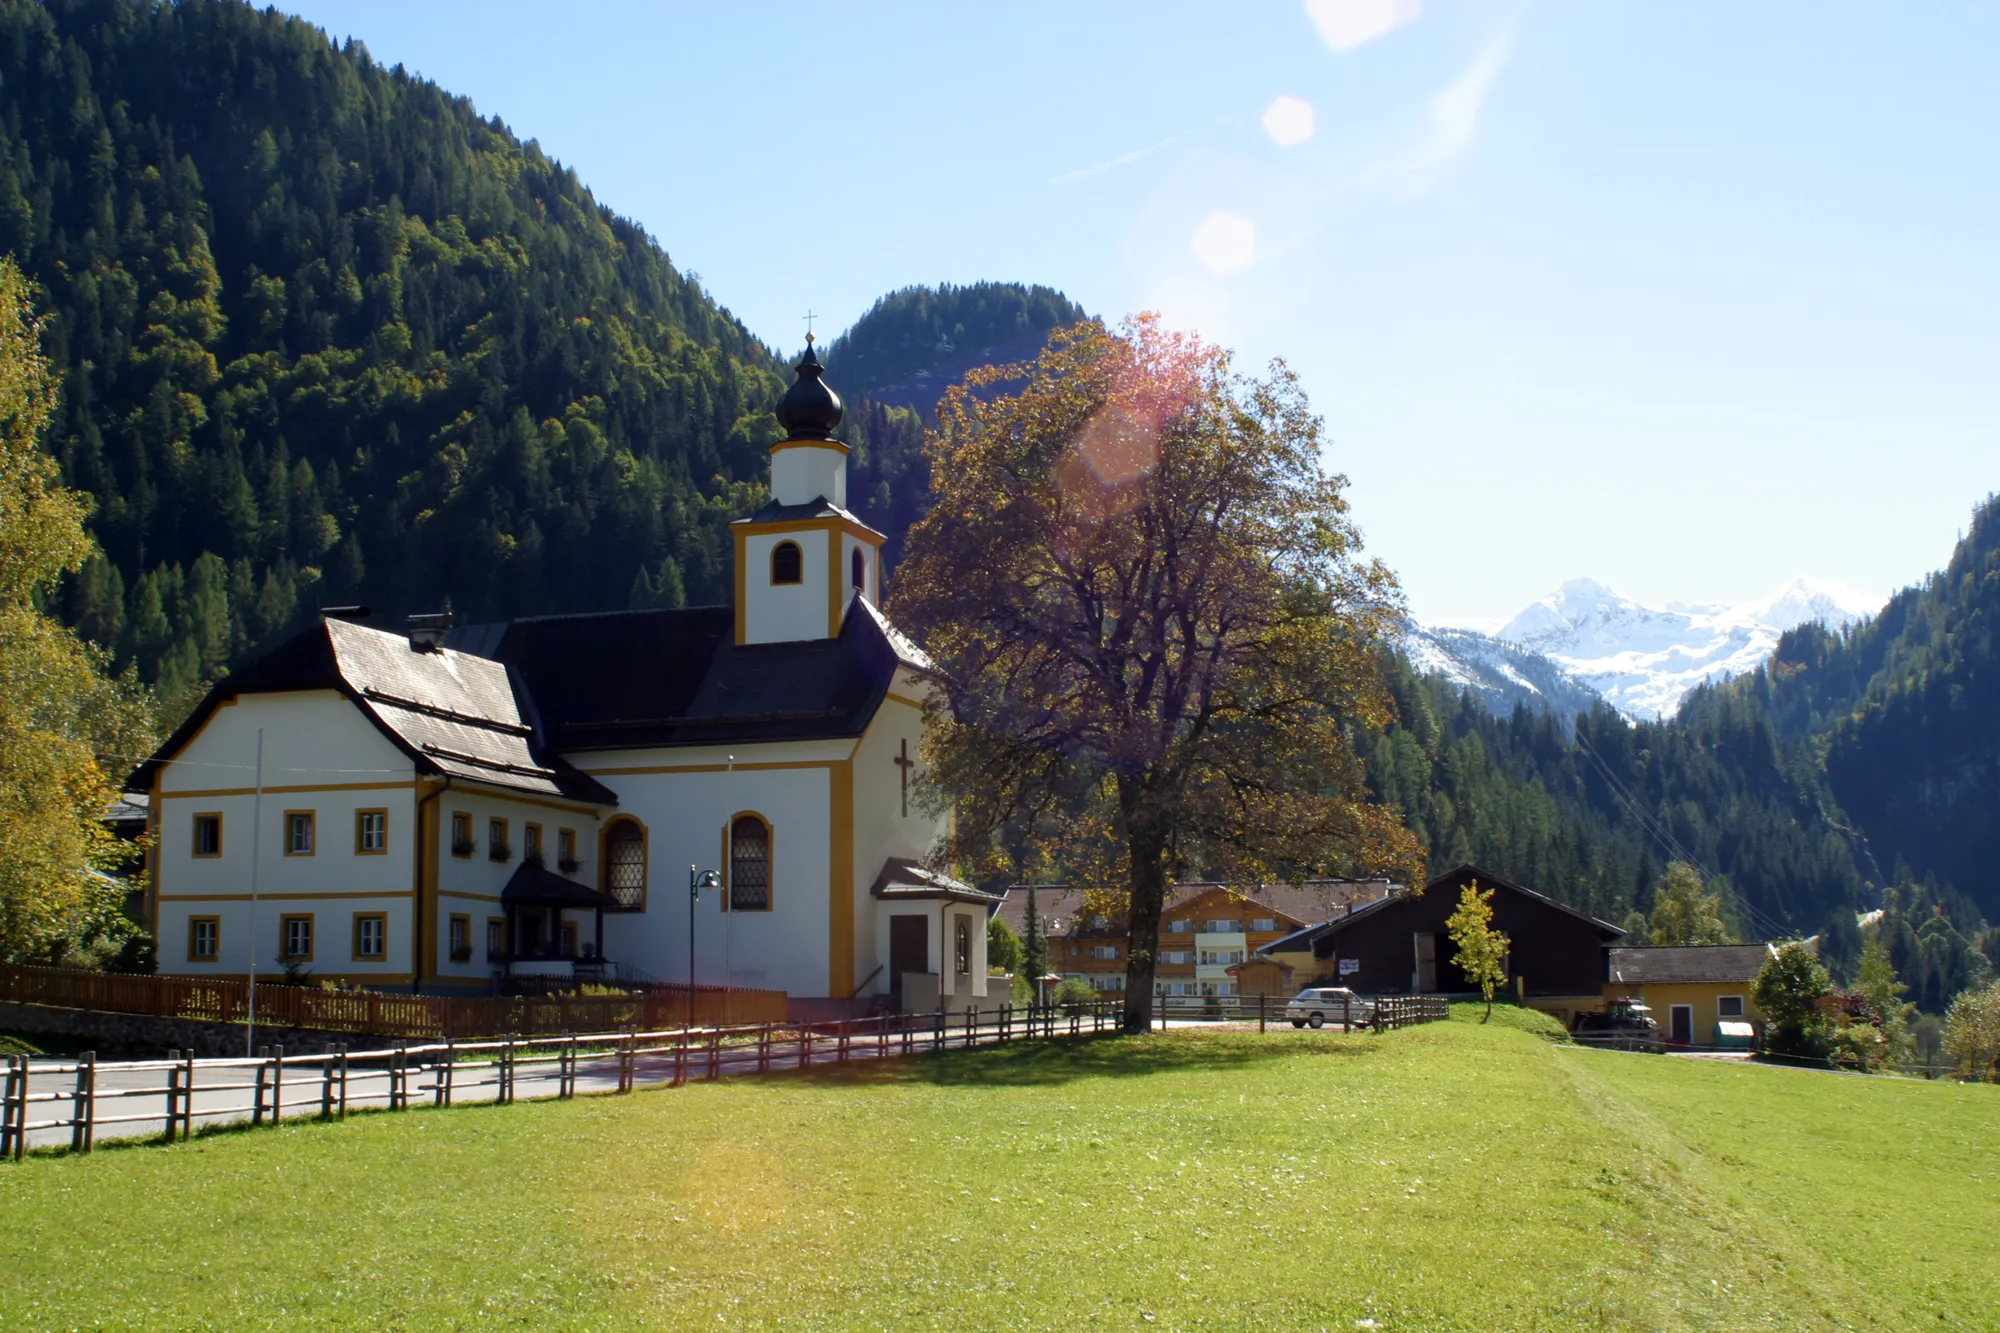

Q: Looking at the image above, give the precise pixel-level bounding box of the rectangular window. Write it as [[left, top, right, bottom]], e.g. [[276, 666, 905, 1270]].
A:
[[355, 809, 388, 855], [451, 812, 474, 856], [354, 913, 387, 961], [192, 813, 222, 858], [1168, 919, 1193, 933], [448, 914, 471, 962], [1718, 995, 1745, 1019], [1092, 945, 1119, 960], [281, 914, 314, 963], [284, 811, 315, 856], [486, 918, 505, 960], [557, 827, 577, 869], [524, 822, 543, 861], [488, 817, 510, 861], [1203, 918, 1239, 933], [188, 916, 219, 962], [1250, 918, 1278, 932]]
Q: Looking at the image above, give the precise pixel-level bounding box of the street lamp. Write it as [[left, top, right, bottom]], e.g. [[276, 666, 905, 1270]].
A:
[[689, 865, 721, 1027]]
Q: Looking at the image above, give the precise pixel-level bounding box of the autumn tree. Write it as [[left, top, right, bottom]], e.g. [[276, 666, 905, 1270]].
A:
[[1446, 881, 1511, 1021], [1942, 980, 2000, 1082], [894, 316, 1422, 1031], [0, 257, 154, 965], [1648, 862, 1734, 946]]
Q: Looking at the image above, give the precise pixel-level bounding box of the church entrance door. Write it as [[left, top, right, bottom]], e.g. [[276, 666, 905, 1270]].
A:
[[888, 915, 929, 999]]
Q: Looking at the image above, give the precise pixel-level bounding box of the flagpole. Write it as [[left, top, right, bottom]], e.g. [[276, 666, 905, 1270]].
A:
[[247, 727, 264, 1056]]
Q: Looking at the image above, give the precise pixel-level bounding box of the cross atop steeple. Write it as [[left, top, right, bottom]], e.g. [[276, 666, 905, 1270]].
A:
[[803, 309, 817, 344]]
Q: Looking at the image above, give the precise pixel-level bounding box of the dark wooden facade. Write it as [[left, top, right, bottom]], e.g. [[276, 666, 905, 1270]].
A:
[[1288, 865, 1623, 997]]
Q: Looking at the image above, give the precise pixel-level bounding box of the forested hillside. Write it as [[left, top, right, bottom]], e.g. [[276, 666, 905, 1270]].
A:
[[835, 283, 1088, 571], [1, 0, 788, 707], [1371, 497, 2000, 1006]]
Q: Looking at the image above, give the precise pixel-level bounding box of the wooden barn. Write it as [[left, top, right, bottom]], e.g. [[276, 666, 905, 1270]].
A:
[[1260, 865, 1624, 1022]]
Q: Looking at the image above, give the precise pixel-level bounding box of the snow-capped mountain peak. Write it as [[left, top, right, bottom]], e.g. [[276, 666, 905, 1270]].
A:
[[1489, 577, 1881, 720]]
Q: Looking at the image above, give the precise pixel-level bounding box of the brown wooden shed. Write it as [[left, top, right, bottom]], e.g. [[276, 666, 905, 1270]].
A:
[[1262, 864, 1624, 998]]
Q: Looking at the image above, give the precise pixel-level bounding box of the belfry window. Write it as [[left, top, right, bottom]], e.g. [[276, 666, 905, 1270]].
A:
[[771, 541, 803, 585], [851, 548, 866, 593], [729, 816, 771, 912], [604, 820, 647, 910]]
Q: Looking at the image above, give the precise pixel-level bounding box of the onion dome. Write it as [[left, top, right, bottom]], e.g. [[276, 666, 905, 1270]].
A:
[[774, 336, 844, 440]]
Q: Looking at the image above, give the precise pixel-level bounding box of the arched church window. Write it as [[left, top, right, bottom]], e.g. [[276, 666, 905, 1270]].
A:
[[850, 548, 866, 594], [729, 815, 772, 912], [603, 819, 646, 910], [771, 541, 803, 585]]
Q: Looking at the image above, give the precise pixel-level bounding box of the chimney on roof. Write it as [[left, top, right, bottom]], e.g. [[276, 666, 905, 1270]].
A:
[[407, 610, 452, 652], [321, 604, 371, 621]]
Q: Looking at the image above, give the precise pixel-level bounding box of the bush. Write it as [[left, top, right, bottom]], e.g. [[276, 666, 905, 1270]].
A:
[[1053, 978, 1100, 1008], [1943, 980, 2000, 1082], [1753, 942, 1833, 1060]]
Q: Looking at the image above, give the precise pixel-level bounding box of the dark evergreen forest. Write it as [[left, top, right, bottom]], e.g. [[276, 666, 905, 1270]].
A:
[[5, 0, 1990, 998], [2, 0, 793, 708]]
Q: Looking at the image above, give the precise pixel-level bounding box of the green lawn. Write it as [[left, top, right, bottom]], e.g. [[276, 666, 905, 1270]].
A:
[[2, 1011, 1993, 1331]]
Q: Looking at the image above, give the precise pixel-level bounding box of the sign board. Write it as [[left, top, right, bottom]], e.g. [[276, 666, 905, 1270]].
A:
[[1338, 958, 1361, 976]]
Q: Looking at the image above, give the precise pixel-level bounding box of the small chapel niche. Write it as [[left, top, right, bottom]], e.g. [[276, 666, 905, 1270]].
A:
[[771, 541, 803, 585]]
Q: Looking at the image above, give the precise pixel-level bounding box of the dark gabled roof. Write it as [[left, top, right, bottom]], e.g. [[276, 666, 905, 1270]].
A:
[[733, 497, 885, 537], [1607, 945, 1771, 985], [127, 619, 615, 804], [501, 859, 622, 909], [993, 880, 1392, 938], [871, 857, 1002, 906], [455, 598, 917, 751], [1259, 864, 1625, 956]]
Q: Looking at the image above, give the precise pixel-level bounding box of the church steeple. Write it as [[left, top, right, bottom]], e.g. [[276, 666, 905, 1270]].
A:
[[731, 331, 885, 646], [768, 336, 850, 509], [774, 336, 843, 441]]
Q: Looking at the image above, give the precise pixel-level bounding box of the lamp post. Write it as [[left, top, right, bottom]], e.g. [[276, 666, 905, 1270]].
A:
[[688, 865, 721, 1027]]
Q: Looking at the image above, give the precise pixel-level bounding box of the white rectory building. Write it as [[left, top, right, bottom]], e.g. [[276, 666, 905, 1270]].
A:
[[128, 341, 998, 1013]]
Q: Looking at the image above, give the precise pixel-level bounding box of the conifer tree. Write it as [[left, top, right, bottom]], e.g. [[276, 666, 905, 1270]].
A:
[[1023, 886, 1048, 1008]]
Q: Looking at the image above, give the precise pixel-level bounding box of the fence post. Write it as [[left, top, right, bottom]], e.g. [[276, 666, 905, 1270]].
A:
[[706, 1027, 720, 1081], [500, 1038, 515, 1105], [164, 1050, 182, 1145], [271, 1044, 285, 1124], [73, 1053, 95, 1153], [252, 1047, 270, 1127], [879, 1011, 889, 1060], [337, 1045, 349, 1119], [618, 1031, 635, 1094], [320, 1051, 336, 1119], [180, 1050, 196, 1139], [800, 1023, 812, 1070], [389, 1042, 406, 1111], [3, 1054, 23, 1160], [437, 1039, 455, 1108], [560, 1035, 576, 1099]]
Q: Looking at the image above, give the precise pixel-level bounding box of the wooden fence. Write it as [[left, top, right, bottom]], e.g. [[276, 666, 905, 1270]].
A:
[[2, 1000, 1130, 1160], [0, 962, 787, 1039], [1153, 991, 1451, 1031]]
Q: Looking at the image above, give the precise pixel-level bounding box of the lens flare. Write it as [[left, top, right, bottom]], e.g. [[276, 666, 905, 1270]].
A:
[[1262, 95, 1316, 147], [1190, 211, 1256, 276], [1305, 0, 1421, 52]]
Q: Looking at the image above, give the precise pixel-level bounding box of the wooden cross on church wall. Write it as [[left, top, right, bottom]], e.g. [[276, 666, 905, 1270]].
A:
[[894, 737, 914, 817]]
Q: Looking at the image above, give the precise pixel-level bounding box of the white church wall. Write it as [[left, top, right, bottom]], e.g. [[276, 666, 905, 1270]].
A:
[[845, 681, 957, 998], [741, 527, 835, 644], [770, 443, 847, 509], [840, 531, 877, 613], [572, 739, 850, 996], [431, 784, 606, 990], [152, 690, 418, 982]]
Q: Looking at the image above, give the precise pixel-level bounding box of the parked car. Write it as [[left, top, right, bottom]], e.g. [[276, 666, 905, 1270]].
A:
[[1572, 997, 1666, 1052], [1286, 987, 1376, 1030]]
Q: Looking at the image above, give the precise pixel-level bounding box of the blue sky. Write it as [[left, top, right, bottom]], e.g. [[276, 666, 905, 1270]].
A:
[[287, 1, 1998, 627]]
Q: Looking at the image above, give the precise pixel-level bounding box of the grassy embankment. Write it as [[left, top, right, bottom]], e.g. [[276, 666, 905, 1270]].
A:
[[1, 1006, 1992, 1331]]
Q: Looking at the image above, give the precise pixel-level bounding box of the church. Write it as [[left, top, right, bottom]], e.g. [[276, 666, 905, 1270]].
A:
[[127, 343, 1003, 1015]]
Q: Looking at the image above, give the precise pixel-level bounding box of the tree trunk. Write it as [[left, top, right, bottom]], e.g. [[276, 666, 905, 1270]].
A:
[[1121, 820, 1169, 1034]]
